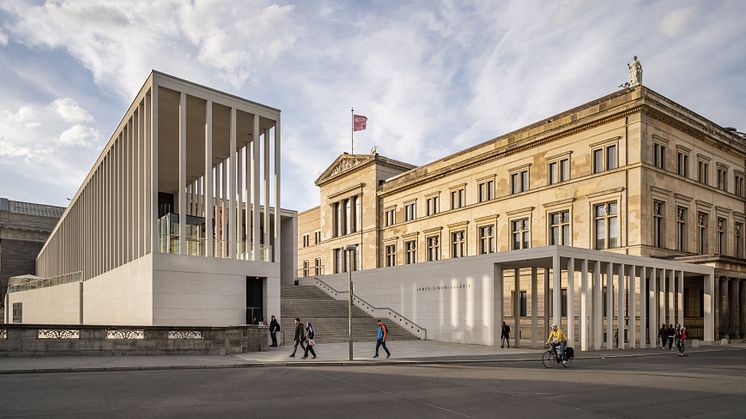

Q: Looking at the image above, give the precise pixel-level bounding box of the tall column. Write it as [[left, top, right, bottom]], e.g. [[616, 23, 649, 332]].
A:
[[740, 279, 746, 339], [617, 264, 625, 349], [263, 128, 270, 257], [606, 262, 613, 350], [543, 268, 550, 341], [245, 144, 251, 258], [567, 257, 575, 347], [221, 161, 227, 257], [228, 107, 237, 259], [730, 279, 739, 338], [580, 259, 588, 351], [494, 264, 504, 347], [720, 277, 729, 337], [640, 266, 647, 348], [252, 114, 261, 260], [552, 255, 561, 327], [630, 266, 637, 349], [593, 260, 602, 350], [204, 100, 213, 258], [513, 268, 520, 348], [531, 267, 538, 348], [273, 119, 281, 264], [714, 275, 720, 339], [649, 267, 657, 346], [660, 269, 667, 326], [704, 273, 714, 343], [236, 142, 242, 255], [177, 92, 187, 255], [677, 271, 685, 327], [150, 86, 158, 254], [668, 269, 675, 326]]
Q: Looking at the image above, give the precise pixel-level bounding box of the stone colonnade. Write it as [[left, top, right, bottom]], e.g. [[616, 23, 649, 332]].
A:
[[716, 275, 746, 340], [493, 246, 715, 351]]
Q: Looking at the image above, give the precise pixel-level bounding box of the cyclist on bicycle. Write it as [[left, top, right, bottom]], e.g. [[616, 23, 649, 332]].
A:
[[546, 323, 568, 365]]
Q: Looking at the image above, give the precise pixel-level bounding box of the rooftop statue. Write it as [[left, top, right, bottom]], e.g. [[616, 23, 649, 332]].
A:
[[628, 55, 643, 86]]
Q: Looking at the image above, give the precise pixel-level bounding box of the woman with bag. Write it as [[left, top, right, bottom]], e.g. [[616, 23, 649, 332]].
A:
[[303, 321, 317, 359]]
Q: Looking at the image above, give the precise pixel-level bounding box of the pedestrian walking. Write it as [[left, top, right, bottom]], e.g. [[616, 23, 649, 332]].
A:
[[677, 326, 688, 357], [373, 319, 391, 358], [674, 324, 681, 350], [269, 315, 280, 347], [667, 324, 675, 350], [303, 321, 317, 359], [289, 317, 306, 358], [659, 323, 667, 349], [501, 321, 511, 348]]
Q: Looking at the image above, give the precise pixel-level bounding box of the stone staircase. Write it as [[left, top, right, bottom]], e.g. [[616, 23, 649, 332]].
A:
[[280, 284, 419, 343]]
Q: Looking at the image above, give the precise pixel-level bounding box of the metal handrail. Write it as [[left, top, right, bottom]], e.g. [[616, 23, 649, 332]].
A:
[[313, 277, 427, 340]]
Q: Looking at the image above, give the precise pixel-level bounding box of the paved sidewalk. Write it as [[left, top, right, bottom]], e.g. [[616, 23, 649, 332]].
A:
[[0, 340, 740, 374]]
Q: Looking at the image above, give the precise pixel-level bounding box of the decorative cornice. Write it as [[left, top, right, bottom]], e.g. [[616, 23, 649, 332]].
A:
[[447, 221, 469, 230], [674, 193, 693, 203], [542, 197, 576, 208], [422, 226, 443, 234], [474, 214, 499, 224], [587, 187, 625, 199], [506, 206, 535, 216], [328, 183, 365, 200]]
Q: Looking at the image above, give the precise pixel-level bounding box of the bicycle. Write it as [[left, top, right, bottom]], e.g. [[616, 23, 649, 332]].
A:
[[542, 345, 573, 368]]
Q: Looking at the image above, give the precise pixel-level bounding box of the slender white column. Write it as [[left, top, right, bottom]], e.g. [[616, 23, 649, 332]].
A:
[[531, 267, 538, 348], [668, 268, 675, 325], [494, 264, 504, 346], [567, 257, 575, 347], [135, 104, 142, 258], [236, 141, 243, 255], [245, 144, 251, 257], [514, 268, 520, 348], [552, 255, 561, 327], [593, 260, 602, 350], [274, 119, 281, 263], [630, 266, 636, 349], [640, 266, 646, 348], [580, 259, 588, 351], [543, 268, 550, 341], [704, 273, 714, 343], [205, 100, 213, 258], [650, 267, 658, 346], [263, 128, 270, 256], [660, 269, 667, 326], [617, 263, 625, 349], [229, 107, 237, 259], [221, 161, 227, 257], [607, 262, 613, 350], [178, 92, 187, 255], [144, 94, 151, 255], [677, 271, 684, 326], [252, 114, 261, 260]]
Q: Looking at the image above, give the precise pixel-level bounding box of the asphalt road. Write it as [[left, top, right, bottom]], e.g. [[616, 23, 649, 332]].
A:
[[1, 348, 745, 418]]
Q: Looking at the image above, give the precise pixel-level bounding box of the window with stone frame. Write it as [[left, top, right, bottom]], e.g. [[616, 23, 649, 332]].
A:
[[511, 218, 530, 250], [302, 234, 310, 248], [478, 179, 495, 202], [510, 169, 529, 194], [451, 230, 466, 258], [314, 231, 321, 245], [385, 244, 396, 267], [594, 202, 619, 249], [736, 173, 745, 198], [548, 210, 570, 246], [385, 207, 396, 226], [548, 158, 570, 185], [717, 165, 728, 192], [302, 260, 310, 277], [677, 151, 689, 177], [717, 217, 727, 255], [479, 224, 495, 254], [426, 195, 439, 216], [12, 302, 22, 324], [450, 188, 465, 210], [653, 200, 665, 248], [314, 257, 322, 275], [405, 240, 417, 264], [653, 142, 666, 169], [593, 144, 617, 173], [404, 201, 417, 222], [736, 222, 744, 259], [676, 207, 688, 252], [697, 212, 708, 254], [698, 160, 709, 185], [426, 235, 440, 261]]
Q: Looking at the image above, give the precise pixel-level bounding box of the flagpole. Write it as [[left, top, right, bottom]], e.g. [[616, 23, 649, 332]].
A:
[[351, 108, 354, 154]]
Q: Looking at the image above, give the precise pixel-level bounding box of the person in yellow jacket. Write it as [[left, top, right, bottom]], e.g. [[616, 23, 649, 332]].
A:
[[546, 323, 568, 365]]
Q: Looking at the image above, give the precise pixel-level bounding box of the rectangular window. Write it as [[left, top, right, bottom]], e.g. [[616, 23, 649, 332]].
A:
[[736, 223, 743, 259], [677, 152, 689, 177], [450, 188, 465, 209], [479, 224, 495, 254], [426, 196, 439, 216], [561, 288, 568, 317], [548, 210, 570, 246], [593, 144, 617, 173], [314, 231, 321, 245], [314, 258, 322, 275], [654, 143, 666, 169], [511, 218, 530, 250], [427, 235, 440, 261], [520, 290, 527, 317], [511, 169, 529, 194], [302, 234, 310, 248], [676, 207, 688, 252], [594, 202, 619, 249], [385, 244, 396, 267], [333, 248, 344, 274], [451, 230, 466, 258], [718, 217, 727, 255], [404, 202, 416, 222], [717, 167, 728, 191], [698, 212, 708, 254], [302, 260, 310, 277], [736, 174, 745, 197], [698, 161, 709, 185], [405, 240, 417, 264], [385, 208, 396, 226], [653, 200, 665, 248], [332, 202, 339, 237], [12, 302, 22, 324], [478, 180, 494, 202], [548, 158, 569, 185]]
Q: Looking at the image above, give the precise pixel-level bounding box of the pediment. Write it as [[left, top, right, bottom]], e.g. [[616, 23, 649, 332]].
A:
[[315, 154, 374, 186]]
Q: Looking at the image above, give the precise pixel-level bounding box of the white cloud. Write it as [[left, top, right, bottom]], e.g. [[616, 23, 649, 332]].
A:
[[0, 29, 8, 46], [659, 7, 695, 38], [48, 98, 93, 123], [58, 125, 99, 146]]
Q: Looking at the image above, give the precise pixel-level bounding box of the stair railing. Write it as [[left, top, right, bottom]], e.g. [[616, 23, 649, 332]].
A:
[[313, 278, 427, 340]]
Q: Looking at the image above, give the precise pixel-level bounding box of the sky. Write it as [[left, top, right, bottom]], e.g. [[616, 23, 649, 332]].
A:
[[0, 0, 745, 212]]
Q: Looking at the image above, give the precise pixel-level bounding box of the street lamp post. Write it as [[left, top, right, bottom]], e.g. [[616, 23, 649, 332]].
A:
[[345, 244, 357, 361]]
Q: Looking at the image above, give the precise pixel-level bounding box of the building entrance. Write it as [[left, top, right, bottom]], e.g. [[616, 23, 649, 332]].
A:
[[246, 276, 264, 324]]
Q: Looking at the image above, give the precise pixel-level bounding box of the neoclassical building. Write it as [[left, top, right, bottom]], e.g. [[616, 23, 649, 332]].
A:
[[297, 84, 746, 348]]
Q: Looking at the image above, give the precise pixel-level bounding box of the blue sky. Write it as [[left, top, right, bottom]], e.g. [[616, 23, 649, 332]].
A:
[[0, 0, 745, 212]]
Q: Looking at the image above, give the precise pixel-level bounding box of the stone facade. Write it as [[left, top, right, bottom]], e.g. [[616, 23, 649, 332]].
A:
[[0, 198, 64, 312], [298, 85, 746, 341]]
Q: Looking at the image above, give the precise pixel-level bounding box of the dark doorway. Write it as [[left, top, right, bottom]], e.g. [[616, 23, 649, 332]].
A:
[[246, 276, 265, 324]]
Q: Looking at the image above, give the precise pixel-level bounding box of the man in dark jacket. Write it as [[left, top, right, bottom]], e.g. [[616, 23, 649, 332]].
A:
[[289, 317, 306, 358], [501, 321, 511, 348], [269, 315, 280, 347]]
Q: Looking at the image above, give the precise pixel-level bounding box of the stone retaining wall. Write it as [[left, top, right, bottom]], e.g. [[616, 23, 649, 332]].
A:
[[0, 324, 268, 356]]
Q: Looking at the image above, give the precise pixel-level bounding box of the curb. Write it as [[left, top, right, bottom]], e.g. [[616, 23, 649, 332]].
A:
[[0, 347, 739, 375]]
